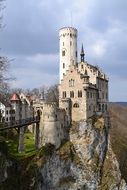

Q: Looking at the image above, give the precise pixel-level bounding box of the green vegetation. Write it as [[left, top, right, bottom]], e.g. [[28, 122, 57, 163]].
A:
[[58, 141, 74, 160], [58, 140, 82, 165], [4, 132, 37, 159]]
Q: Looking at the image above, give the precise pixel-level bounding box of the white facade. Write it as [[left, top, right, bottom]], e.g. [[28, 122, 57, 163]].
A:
[[59, 27, 78, 82], [0, 102, 5, 120]]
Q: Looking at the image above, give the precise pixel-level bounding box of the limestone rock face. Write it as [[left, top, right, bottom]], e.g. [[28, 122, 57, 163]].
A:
[[36, 116, 127, 190]]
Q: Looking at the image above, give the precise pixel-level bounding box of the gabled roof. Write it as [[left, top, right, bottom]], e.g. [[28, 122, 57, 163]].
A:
[[10, 93, 20, 101]]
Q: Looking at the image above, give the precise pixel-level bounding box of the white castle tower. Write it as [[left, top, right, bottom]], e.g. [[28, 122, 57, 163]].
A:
[[59, 27, 78, 82]]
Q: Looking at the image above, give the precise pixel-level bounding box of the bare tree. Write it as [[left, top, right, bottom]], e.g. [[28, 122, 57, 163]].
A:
[[0, 1, 14, 95], [45, 85, 59, 106]]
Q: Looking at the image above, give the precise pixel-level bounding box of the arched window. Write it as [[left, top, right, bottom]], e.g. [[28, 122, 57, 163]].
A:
[[78, 90, 82, 98], [70, 91, 74, 98], [73, 103, 79, 108]]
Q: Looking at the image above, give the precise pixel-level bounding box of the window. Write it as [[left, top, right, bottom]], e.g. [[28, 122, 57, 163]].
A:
[[76, 51, 77, 57], [69, 79, 74, 87], [70, 33, 72, 37], [12, 117, 15, 121], [87, 92, 89, 98], [102, 104, 105, 112], [81, 65, 83, 69], [105, 104, 107, 111], [102, 92, 104, 99], [62, 91, 66, 98], [70, 41, 72, 46], [70, 91, 74, 98], [78, 90, 82, 98], [99, 104, 101, 111], [73, 103, 79, 108], [63, 63, 65, 69], [63, 42, 64, 46], [6, 110, 8, 114], [62, 50, 65, 56]]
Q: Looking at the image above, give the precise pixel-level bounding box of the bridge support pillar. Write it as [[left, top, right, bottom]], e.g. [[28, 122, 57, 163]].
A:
[[35, 122, 40, 149], [18, 127, 25, 153]]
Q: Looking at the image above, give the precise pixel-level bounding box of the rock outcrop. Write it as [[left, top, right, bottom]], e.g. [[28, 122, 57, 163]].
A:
[[33, 115, 127, 190], [0, 115, 127, 190]]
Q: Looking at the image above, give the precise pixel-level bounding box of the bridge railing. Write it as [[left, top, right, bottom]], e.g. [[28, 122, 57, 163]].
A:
[[4, 117, 40, 127]]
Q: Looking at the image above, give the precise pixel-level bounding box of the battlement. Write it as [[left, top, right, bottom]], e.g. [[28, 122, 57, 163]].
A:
[[59, 26, 77, 32], [59, 27, 77, 38]]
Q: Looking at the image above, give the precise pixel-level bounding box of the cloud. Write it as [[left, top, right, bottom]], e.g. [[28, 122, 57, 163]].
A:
[[9, 53, 59, 89], [0, 0, 127, 101]]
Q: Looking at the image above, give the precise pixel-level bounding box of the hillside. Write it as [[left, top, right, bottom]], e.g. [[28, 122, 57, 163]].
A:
[[109, 103, 127, 182]]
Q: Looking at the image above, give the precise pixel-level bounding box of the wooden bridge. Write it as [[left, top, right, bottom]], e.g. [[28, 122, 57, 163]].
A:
[[0, 116, 40, 153], [0, 117, 40, 131]]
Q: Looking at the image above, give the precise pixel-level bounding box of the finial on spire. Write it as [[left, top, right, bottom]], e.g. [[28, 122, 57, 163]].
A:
[[80, 44, 85, 62]]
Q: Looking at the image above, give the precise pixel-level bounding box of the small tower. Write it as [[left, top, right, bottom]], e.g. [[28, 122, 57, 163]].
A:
[[80, 44, 85, 62], [59, 27, 78, 83]]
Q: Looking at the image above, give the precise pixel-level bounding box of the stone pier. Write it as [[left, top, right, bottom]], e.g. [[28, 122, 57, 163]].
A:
[[18, 127, 25, 153], [35, 122, 40, 149]]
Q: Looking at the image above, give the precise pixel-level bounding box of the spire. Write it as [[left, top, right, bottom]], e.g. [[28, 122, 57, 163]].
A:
[[80, 44, 85, 62]]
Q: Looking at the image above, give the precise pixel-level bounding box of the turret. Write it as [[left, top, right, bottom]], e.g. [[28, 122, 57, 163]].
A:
[[80, 44, 85, 62], [59, 27, 78, 83]]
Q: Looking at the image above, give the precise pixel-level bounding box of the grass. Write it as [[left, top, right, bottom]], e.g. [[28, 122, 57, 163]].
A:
[[6, 132, 37, 159]]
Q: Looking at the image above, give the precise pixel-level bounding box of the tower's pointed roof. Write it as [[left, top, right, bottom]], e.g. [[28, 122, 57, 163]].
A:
[[80, 44, 85, 62], [80, 44, 85, 55], [10, 93, 20, 101]]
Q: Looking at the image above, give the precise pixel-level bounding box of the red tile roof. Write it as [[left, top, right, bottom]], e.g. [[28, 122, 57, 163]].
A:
[[10, 93, 20, 101]]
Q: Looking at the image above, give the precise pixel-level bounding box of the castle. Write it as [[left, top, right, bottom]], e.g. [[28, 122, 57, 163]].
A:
[[0, 93, 33, 123], [33, 26, 109, 148]]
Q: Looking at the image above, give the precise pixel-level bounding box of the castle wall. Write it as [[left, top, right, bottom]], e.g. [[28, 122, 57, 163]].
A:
[[34, 103, 67, 148], [59, 65, 88, 121], [86, 88, 98, 118], [96, 78, 108, 112]]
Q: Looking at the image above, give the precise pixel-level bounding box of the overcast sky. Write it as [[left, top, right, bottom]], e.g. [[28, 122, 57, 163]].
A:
[[0, 0, 127, 101]]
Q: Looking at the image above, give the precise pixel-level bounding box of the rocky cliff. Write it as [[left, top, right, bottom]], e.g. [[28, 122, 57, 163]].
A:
[[0, 114, 127, 190], [32, 115, 127, 190]]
